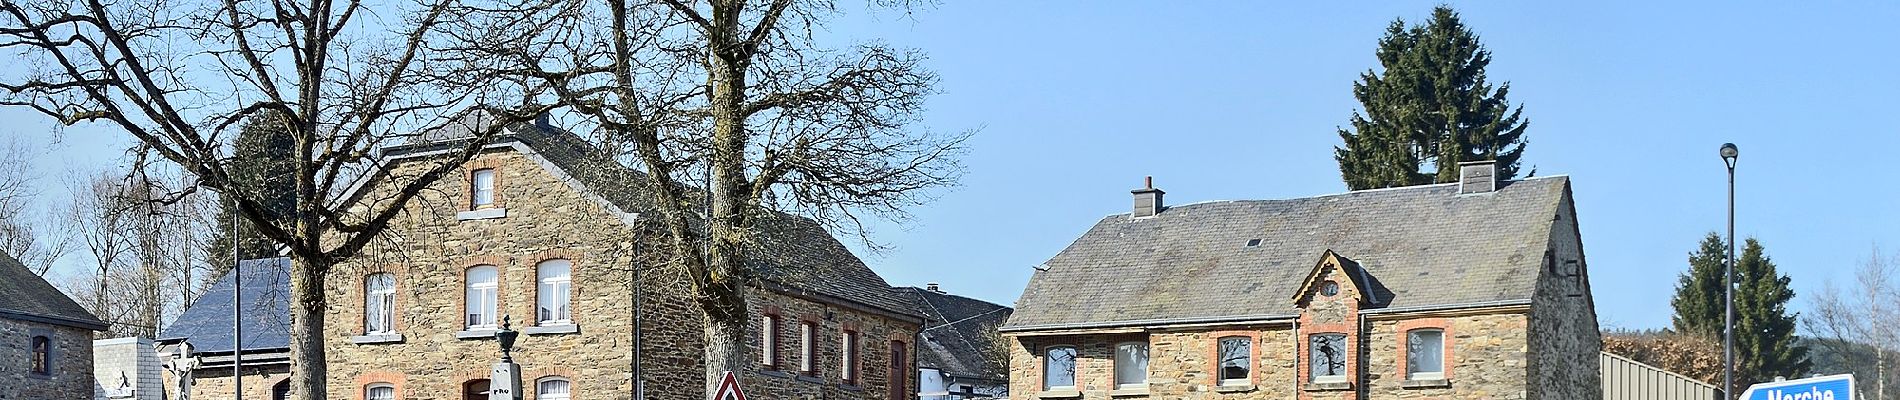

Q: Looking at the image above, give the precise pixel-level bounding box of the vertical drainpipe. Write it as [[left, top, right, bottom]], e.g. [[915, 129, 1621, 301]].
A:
[[631, 225, 645, 399], [1290, 318, 1299, 395]]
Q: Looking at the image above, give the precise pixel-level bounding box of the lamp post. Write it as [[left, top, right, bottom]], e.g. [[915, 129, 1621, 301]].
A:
[[1720, 143, 1739, 398]]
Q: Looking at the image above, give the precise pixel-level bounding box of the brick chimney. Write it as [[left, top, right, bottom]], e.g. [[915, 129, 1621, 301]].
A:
[[1132, 176, 1165, 218], [1458, 160, 1498, 194]]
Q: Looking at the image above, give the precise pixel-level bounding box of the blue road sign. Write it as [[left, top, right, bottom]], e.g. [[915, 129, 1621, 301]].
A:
[[1739, 374, 1855, 400]]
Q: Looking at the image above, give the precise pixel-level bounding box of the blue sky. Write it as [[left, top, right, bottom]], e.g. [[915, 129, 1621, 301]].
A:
[[8, 1, 1899, 331]]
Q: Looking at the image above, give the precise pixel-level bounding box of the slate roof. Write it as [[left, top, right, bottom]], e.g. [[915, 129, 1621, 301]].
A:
[[902, 287, 1012, 381], [0, 251, 106, 330], [1003, 177, 1571, 332], [157, 258, 292, 354], [372, 111, 920, 318]]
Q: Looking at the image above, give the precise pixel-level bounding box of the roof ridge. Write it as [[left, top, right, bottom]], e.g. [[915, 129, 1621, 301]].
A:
[[1100, 175, 1571, 218]]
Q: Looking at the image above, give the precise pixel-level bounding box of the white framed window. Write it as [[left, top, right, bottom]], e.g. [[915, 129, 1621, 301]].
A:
[[841, 330, 860, 384], [471, 169, 496, 208], [798, 322, 817, 375], [365, 273, 396, 334], [536, 260, 572, 325], [536, 377, 571, 400], [1310, 333, 1348, 383], [1217, 336, 1251, 386], [1114, 341, 1149, 389], [465, 265, 498, 329], [365, 383, 395, 400], [1407, 329, 1445, 380], [1043, 346, 1077, 391], [761, 314, 780, 368]]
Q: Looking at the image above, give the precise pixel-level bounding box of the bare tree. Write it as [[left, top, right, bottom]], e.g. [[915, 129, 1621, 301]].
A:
[[490, 0, 966, 395], [1807, 248, 1900, 399], [63, 170, 133, 336], [59, 166, 214, 338], [0, 0, 566, 395], [0, 139, 71, 275]]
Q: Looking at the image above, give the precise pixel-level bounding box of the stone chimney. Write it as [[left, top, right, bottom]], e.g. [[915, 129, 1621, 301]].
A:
[[1458, 160, 1498, 194], [925, 282, 945, 294], [1132, 176, 1165, 218]]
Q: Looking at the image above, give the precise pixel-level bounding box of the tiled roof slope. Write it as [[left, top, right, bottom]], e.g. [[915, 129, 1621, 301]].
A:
[[0, 251, 106, 330], [1003, 177, 1570, 331], [378, 111, 919, 318], [157, 258, 292, 353], [901, 287, 1012, 381]]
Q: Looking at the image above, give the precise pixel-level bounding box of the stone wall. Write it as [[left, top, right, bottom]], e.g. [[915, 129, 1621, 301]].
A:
[[93, 337, 163, 400], [0, 317, 95, 400], [742, 290, 921, 400], [1525, 192, 1602, 400], [326, 147, 917, 400], [165, 364, 292, 400], [1363, 313, 1530, 399]]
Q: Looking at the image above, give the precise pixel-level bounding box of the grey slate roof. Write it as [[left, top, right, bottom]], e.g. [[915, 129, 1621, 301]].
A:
[[375, 112, 920, 318], [0, 251, 106, 330], [157, 258, 292, 354], [1003, 177, 1571, 332], [902, 287, 1012, 381]]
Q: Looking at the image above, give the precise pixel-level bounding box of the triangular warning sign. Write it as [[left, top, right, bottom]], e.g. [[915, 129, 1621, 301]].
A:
[[714, 371, 747, 400]]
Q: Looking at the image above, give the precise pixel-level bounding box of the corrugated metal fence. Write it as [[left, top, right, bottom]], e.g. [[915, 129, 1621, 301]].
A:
[[1601, 351, 1721, 400]]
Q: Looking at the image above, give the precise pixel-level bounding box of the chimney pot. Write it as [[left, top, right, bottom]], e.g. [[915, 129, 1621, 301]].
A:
[[1132, 177, 1165, 218], [925, 282, 944, 294], [1458, 160, 1498, 194]]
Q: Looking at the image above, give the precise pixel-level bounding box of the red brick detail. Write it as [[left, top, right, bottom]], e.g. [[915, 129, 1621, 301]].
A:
[[1106, 335, 1148, 389], [458, 262, 505, 329], [352, 370, 406, 400], [1206, 330, 1262, 387], [466, 159, 506, 210], [1297, 269, 1362, 400], [1035, 342, 1078, 392], [527, 367, 581, 400], [760, 310, 783, 370], [797, 317, 821, 376], [530, 249, 583, 264], [528, 255, 580, 326], [1395, 318, 1456, 381], [841, 328, 862, 385]]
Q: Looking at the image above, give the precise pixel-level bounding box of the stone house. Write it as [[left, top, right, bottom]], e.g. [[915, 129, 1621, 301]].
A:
[[320, 112, 924, 400], [156, 257, 295, 400], [0, 251, 109, 400], [904, 283, 1012, 399], [1000, 164, 1601, 400]]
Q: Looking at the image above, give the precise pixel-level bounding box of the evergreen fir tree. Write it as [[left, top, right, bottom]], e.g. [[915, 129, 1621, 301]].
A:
[[1336, 6, 1530, 190], [1668, 234, 1811, 383], [203, 111, 297, 278], [1672, 233, 1729, 336]]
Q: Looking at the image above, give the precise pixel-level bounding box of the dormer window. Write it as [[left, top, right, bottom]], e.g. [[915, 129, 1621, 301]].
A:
[[470, 168, 496, 209]]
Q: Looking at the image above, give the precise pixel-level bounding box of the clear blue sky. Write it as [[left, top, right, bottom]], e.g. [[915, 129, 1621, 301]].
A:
[[9, 1, 1899, 331]]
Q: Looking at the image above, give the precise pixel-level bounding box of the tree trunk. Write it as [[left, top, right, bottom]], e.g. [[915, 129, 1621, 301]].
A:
[[289, 253, 329, 400], [702, 314, 748, 398]]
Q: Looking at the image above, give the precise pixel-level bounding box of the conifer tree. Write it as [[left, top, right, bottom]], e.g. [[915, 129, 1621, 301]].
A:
[[1669, 233, 1811, 384], [203, 112, 296, 275], [1336, 6, 1530, 190]]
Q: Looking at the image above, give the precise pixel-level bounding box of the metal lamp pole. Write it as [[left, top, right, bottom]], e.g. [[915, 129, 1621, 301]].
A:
[[1720, 142, 1739, 398]]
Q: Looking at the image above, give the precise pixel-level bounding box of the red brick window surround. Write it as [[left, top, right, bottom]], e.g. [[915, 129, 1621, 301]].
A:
[[1397, 318, 1455, 382], [1042, 344, 1078, 391], [535, 259, 573, 325], [798, 320, 819, 376], [465, 265, 500, 329], [760, 313, 781, 369], [469, 167, 499, 210], [841, 329, 862, 385], [1307, 333, 1350, 383], [534, 376, 573, 400], [1211, 334, 1256, 387]]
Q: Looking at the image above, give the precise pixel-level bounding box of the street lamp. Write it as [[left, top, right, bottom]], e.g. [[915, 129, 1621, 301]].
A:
[[1720, 143, 1738, 398]]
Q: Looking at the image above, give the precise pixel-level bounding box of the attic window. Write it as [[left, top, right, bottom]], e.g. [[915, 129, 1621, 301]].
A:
[[1245, 239, 1262, 247], [1319, 281, 1339, 297]]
